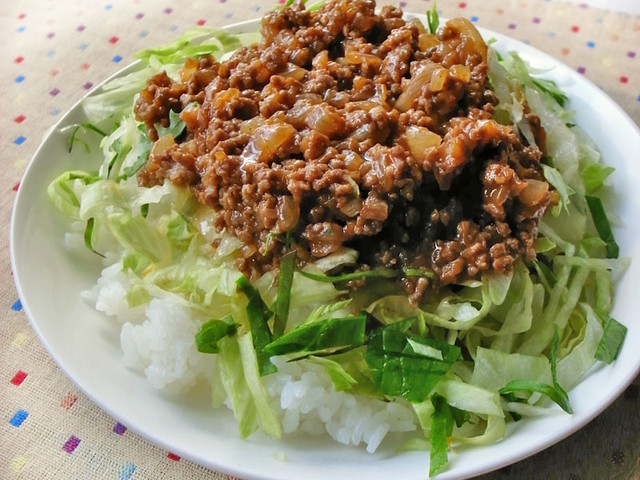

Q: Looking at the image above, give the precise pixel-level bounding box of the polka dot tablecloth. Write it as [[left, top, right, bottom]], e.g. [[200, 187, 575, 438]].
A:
[[1, 1, 639, 479]]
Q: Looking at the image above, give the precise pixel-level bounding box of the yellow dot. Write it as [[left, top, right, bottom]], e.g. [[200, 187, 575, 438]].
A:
[[12, 332, 28, 348], [13, 158, 28, 169], [14, 94, 27, 105], [10, 456, 27, 473], [556, 9, 564, 16], [602, 58, 613, 67]]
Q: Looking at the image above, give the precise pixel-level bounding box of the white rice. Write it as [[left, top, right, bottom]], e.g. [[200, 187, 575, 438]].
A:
[[89, 262, 419, 452]]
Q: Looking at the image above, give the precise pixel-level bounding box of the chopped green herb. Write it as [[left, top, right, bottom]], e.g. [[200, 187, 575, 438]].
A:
[[273, 251, 296, 338], [429, 394, 452, 477], [364, 327, 460, 403], [299, 267, 398, 283], [595, 316, 627, 364], [500, 332, 572, 413], [264, 314, 367, 356], [403, 268, 435, 278], [195, 316, 238, 353], [156, 110, 187, 140], [83, 217, 105, 258], [236, 275, 276, 376], [585, 195, 619, 259]]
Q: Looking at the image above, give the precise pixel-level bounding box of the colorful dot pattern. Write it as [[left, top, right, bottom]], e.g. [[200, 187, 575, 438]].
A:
[[1, 1, 639, 480]]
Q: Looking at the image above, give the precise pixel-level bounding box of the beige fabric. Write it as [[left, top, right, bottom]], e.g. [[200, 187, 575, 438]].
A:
[[1, 0, 638, 478]]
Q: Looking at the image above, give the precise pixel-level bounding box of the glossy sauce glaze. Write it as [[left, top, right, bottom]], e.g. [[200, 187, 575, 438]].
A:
[[134, 0, 553, 302]]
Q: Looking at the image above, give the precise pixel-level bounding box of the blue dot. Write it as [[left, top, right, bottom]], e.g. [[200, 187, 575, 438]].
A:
[[637, 94, 640, 102], [118, 462, 136, 480], [225, 12, 233, 19], [17, 26, 26, 32], [79, 42, 88, 51], [169, 24, 178, 32], [10, 410, 28, 427], [587, 41, 595, 48], [470, 15, 479, 22], [11, 299, 22, 311], [15, 75, 25, 83], [105, 4, 112, 9], [14, 136, 27, 145], [112, 55, 122, 63], [47, 49, 56, 57], [51, 108, 61, 116], [139, 30, 148, 38]]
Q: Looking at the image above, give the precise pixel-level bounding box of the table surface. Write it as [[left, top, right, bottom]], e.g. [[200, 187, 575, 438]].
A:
[[1, 1, 639, 479]]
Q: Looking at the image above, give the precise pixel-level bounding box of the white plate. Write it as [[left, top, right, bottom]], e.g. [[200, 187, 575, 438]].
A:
[[10, 15, 640, 480]]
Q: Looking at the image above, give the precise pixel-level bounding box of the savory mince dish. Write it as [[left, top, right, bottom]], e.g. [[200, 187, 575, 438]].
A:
[[47, 0, 626, 476], [134, 0, 554, 302]]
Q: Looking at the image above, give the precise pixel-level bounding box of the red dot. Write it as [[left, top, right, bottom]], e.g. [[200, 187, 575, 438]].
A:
[[50, 69, 59, 77], [81, 62, 90, 70], [61, 393, 78, 410], [458, 2, 466, 7], [620, 76, 629, 84], [571, 25, 579, 33], [18, 13, 26, 19], [109, 36, 119, 44], [10, 371, 28, 386], [15, 56, 24, 63], [561, 48, 570, 56], [197, 19, 206, 26], [13, 182, 20, 192], [14, 114, 26, 123], [167, 452, 181, 461]]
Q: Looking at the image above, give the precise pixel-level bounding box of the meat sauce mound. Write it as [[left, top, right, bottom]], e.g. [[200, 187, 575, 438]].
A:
[[135, 0, 554, 303]]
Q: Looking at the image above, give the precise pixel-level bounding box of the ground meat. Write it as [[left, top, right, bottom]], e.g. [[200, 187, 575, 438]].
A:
[[135, 0, 554, 303]]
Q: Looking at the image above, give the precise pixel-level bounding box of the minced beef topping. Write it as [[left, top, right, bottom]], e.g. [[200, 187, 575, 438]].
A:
[[134, 0, 554, 303]]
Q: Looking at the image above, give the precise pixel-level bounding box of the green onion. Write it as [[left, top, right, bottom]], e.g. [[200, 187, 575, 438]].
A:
[[403, 268, 435, 278], [273, 251, 296, 338], [68, 123, 108, 153], [585, 195, 619, 259], [299, 267, 398, 283], [83, 217, 105, 258], [499, 380, 572, 414], [426, 2, 439, 35], [500, 332, 572, 413]]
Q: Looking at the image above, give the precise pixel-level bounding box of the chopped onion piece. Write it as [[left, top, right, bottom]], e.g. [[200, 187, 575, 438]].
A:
[[404, 126, 442, 162]]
